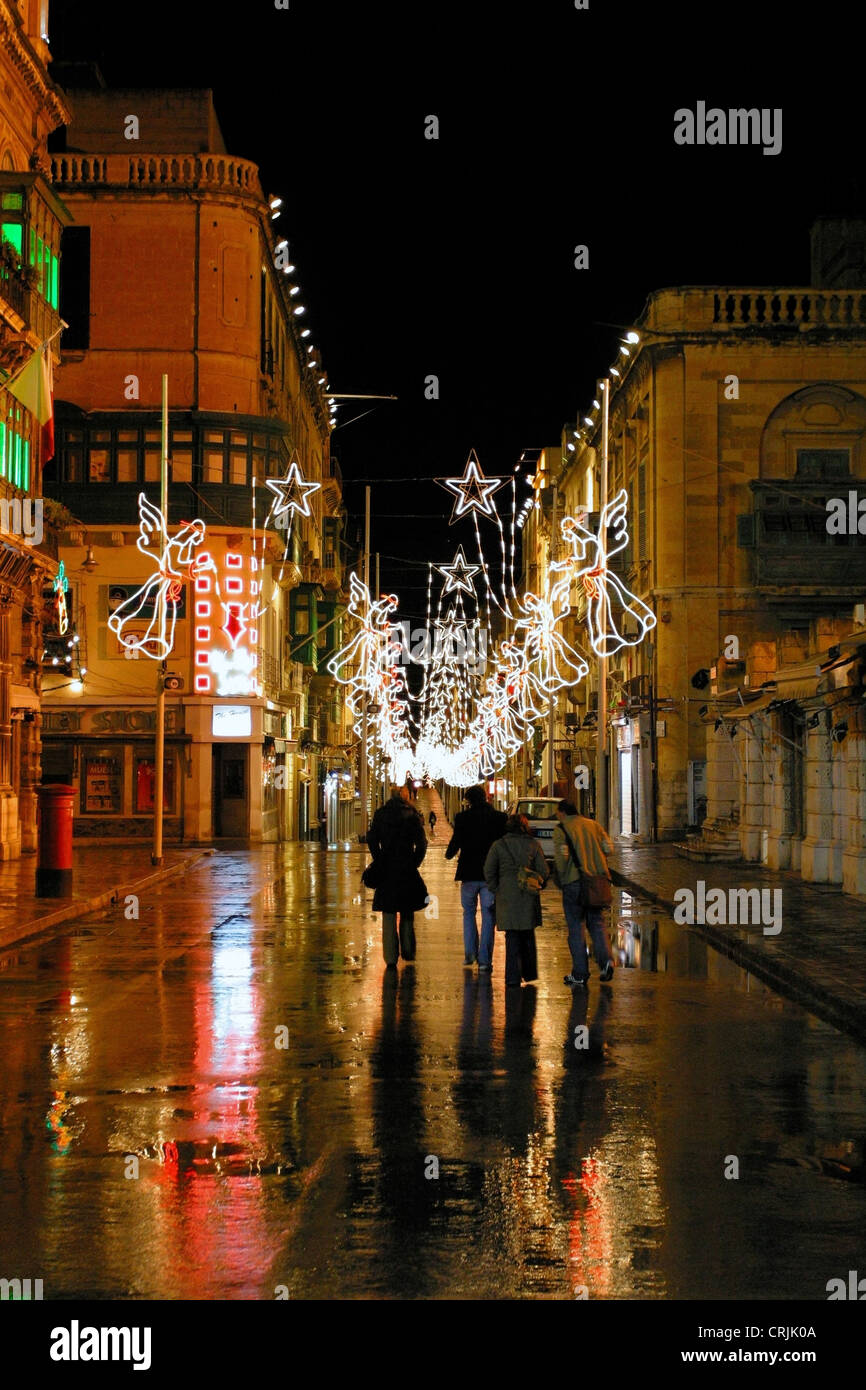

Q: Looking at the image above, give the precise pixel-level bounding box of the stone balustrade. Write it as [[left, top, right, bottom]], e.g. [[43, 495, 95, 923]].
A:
[[642, 286, 866, 335], [50, 153, 264, 201]]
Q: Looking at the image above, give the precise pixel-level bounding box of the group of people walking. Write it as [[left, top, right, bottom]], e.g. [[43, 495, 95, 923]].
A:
[[363, 784, 615, 989]]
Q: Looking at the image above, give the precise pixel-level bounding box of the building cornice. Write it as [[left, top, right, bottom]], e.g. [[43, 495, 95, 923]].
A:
[[0, 3, 71, 134]]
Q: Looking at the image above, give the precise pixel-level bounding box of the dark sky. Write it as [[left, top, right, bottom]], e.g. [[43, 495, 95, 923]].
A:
[[48, 2, 865, 622]]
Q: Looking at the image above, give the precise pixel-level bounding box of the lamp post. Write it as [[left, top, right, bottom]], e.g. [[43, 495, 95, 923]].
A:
[[152, 373, 169, 866], [359, 486, 370, 839], [596, 376, 610, 831], [545, 478, 557, 797]]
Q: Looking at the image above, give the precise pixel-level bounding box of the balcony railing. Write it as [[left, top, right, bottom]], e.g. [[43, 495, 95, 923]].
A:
[[643, 286, 866, 336], [50, 154, 264, 201]]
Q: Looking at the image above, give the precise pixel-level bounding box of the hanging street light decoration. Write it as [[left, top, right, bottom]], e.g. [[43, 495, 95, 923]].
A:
[[434, 545, 480, 597], [327, 465, 655, 791], [52, 559, 69, 635], [265, 457, 321, 521], [553, 488, 657, 656], [436, 448, 507, 525]]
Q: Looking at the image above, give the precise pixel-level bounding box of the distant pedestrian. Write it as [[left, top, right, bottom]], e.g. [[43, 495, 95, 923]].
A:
[[445, 784, 508, 971], [553, 799, 615, 988], [484, 814, 549, 987], [428, 809, 437, 838], [366, 788, 428, 968]]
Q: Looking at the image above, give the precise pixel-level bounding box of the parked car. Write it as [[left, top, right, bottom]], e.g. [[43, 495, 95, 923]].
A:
[[506, 797, 561, 863]]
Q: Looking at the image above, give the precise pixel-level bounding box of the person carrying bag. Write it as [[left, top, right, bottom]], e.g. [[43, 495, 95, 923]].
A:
[[552, 799, 615, 988], [484, 814, 549, 988]]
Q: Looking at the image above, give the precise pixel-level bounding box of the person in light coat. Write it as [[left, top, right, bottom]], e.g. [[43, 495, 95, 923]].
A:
[[484, 814, 549, 987], [553, 798, 615, 988]]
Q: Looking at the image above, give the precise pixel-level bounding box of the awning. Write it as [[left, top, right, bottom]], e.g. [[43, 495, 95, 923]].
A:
[[10, 683, 39, 710], [711, 692, 775, 723]]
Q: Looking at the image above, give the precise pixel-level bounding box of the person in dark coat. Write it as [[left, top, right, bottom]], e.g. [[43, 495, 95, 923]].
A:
[[366, 787, 428, 967], [484, 814, 549, 987], [445, 785, 508, 970]]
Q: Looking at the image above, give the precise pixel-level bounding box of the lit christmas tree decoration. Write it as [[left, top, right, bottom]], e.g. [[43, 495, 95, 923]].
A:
[[108, 493, 206, 660]]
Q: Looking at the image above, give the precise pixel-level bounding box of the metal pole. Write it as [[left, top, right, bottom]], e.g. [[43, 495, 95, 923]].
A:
[[152, 373, 168, 865], [375, 551, 385, 803], [545, 480, 557, 796], [597, 378, 609, 830], [359, 487, 370, 839]]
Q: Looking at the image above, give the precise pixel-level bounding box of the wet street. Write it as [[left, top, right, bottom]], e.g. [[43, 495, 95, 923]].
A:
[[1, 833, 865, 1301]]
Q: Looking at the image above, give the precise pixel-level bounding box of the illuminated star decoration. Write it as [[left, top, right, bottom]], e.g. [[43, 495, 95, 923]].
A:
[[435, 545, 480, 597], [436, 449, 507, 525], [265, 458, 321, 520], [53, 559, 69, 635]]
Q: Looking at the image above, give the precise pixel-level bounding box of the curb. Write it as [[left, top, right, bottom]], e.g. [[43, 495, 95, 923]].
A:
[[0, 850, 216, 953], [611, 869, 866, 1047]]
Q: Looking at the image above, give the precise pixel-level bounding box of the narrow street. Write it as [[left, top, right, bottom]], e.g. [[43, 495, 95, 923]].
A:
[[1, 831, 864, 1301]]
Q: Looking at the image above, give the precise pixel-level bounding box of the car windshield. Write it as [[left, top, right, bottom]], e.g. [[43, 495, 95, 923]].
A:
[[518, 801, 558, 820]]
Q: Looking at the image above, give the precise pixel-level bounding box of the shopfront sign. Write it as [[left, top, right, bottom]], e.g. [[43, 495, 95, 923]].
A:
[[43, 707, 183, 735]]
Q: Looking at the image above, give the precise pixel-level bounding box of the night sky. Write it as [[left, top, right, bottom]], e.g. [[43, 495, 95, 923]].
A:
[[48, 2, 865, 622]]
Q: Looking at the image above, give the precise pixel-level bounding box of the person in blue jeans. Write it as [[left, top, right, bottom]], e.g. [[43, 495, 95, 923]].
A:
[[552, 799, 615, 987], [445, 785, 508, 971]]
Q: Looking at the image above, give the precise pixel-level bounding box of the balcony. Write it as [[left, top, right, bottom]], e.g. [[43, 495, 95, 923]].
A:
[[643, 285, 866, 337], [741, 477, 866, 591], [1, 172, 70, 366], [49, 153, 264, 202]]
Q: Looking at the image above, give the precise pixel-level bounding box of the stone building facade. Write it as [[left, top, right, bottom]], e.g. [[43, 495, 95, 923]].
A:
[[532, 223, 866, 883], [0, 0, 70, 859], [41, 88, 353, 844]]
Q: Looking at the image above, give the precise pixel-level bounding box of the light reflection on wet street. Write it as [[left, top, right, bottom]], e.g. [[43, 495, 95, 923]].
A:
[[1, 838, 865, 1300]]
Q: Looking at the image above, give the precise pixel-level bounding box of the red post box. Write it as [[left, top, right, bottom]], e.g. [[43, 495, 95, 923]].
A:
[[36, 784, 76, 898]]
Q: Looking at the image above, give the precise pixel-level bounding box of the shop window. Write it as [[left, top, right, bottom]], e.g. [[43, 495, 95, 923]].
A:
[[144, 450, 160, 481], [82, 751, 123, 814], [263, 745, 277, 812], [230, 452, 247, 484], [134, 752, 177, 815]]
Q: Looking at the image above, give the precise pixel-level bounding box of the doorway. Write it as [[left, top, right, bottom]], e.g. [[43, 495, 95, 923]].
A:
[[620, 750, 633, 836], [212, 744, 248, 838]]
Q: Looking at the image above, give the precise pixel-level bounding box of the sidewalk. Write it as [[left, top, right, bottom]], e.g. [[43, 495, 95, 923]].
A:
[[0, 846, 213, 952], [611, 842, 866, 1046]]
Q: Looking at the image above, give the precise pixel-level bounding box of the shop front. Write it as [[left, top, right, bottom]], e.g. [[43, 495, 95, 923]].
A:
[[40, 704, 188, 839]]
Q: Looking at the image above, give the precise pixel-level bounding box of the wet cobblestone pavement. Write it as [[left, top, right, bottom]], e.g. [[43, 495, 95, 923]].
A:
[[1, 835, 865, 1300]]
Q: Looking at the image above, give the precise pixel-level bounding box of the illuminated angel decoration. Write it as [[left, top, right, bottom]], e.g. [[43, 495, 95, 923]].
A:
[[108, 493, 206, 659], [555, 488, 656, 657], [511, 589, 589, 695], [498, 639, 549, 723], [326, 572, 401, 709], [53, 559, 69, 636]]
